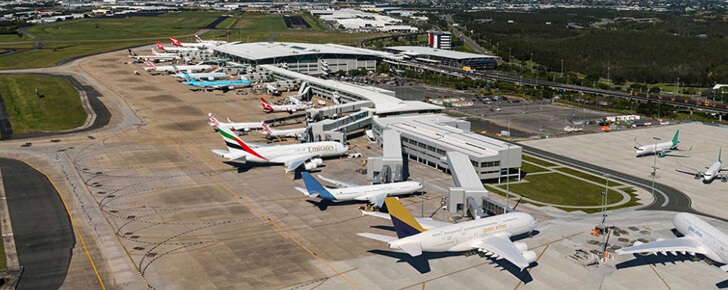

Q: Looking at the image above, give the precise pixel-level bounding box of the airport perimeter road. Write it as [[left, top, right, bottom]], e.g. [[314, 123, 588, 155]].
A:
[[517, 143, 728, 223], [0, 158, 74, 289]]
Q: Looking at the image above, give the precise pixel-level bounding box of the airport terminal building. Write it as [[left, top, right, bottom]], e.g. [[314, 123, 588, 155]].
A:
[[213, 42, 392, 75], [386, 46, 499, 70]]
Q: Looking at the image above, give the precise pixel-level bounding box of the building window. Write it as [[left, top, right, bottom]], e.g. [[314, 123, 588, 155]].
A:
[[427, 145, 436, 152], [418, 142, 427, 149]]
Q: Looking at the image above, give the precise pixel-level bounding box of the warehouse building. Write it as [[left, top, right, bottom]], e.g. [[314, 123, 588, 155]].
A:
[[386, 46, 499, 70]]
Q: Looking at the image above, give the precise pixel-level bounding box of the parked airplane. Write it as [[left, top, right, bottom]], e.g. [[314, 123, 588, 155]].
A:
[[211, 127, 348, 173], [195, 34, 227, 46], [156, 41, 198, 53], [173, 66, 228, 81], [358, 197, 539, 271], [128, 49, 180, 62], [634, 130, 682, 157], [170, 36, 206, 48], [676, 148, 727, 183], [296, 173, 422, 207], [260, 97, 309, 113], [260, 121, 305, 139], [616, 213, 728, 271], [207, 113, 263, 132], [143, 60, 211, 73], [184, 73, 252, 91]]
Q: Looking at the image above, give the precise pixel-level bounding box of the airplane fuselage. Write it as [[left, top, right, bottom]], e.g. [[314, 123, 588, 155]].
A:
[[267, 127, 306, 138], [175, 72, 228, 81], [146, 65, 212, 73], [237, 141, 347, 163], [389, 212, 537, 253], [212, 122, 262, 132], [703, 161, 723, 182], [636, 141, 675, 156], [673, 213, 728, 263], [329, 182, 423, 201]]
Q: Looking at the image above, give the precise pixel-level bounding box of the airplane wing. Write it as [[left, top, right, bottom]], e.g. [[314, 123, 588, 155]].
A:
[[471, 234, 532, 270], [275, 153, 320, 173], [317, 175, 359, 188], [615, 237, 706, 256], [360, 211, 451, 229], [211, 149, 246, 161], [675, 161, 702, 176], [356, 192, 388, 208], [634, 137, 643, 149]]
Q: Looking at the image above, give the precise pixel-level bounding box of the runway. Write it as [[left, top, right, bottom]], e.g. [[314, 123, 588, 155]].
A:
[[0, 158, 74, 289]]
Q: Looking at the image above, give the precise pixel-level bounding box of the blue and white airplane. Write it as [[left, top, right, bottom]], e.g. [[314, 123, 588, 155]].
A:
[[184, 73, 252, 91], [296, 172, 422, 208]]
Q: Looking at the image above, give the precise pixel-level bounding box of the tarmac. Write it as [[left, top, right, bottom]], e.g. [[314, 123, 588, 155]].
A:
[[0, 49, 727, 289]]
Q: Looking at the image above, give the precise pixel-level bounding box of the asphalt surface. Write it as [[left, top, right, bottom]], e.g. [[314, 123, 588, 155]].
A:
[[516, 143, 728, 223], [0, 74, 111, 140], [0, 158, 75, 290]]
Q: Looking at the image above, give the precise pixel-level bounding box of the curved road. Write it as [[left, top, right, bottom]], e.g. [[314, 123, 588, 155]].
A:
[[517, 143, 728, 222]]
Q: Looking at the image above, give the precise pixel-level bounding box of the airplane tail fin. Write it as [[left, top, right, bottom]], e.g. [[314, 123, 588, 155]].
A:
[[128, 49, 137, 56], [384, 197, 427, 239], [170, 36, 181, 47], [155, 41, 165, 51], [218, 127, 267, 160], [195, 34, 202, 43], [172, 65, 181, 75], [719, 147, 722, 164], [260, 98, 273, 111], [144, 59, 157, 70], [208, 113, 220, 127], [261, 121, 273, 135], [301, 172, 336, 200], [672, 129, 680, 146], [151, 48, 159, 56]]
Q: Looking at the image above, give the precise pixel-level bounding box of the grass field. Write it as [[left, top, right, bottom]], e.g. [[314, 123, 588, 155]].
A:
[[553, 167, 623, 187], [495, 173, 621, 206], [521, 161, 549, 174], [0, 12, 223, 69], [0, 75, 86, 134], [301, 14, 328, 31], [522, 154, 557, 167]]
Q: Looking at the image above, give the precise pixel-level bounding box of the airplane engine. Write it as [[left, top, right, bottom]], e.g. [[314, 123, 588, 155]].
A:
[[310, 158, 323, 167], [632, 241, 644, 247], [722, 176, 728, 183], [521, 250, 538, 263], [658, 151, 666, 158], [207, 77, 214, 81], [513, 242, 528, 253], [695, 173, 702, 180]]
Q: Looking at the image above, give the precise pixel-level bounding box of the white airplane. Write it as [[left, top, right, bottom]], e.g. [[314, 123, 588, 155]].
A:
[[156, 41, 199, 53], [260, 97, 310, 114], [676, 148, 728, 183], [211, 127, 348, 173], [259, 121, 306, 139], [358, 197, 539, 271], [173, 66, 228, 81], [207, 113, 263, 132], [170, 36, 207, 48], [195, 34, 227, 46], [128, 49, 180, 62], [635, 129, 681, 157], [616, 213, 728, 271], [143, 59, 211, 73], [296, 173, 422, 207]]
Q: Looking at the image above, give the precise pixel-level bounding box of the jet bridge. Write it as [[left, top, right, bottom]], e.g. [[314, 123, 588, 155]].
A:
[[368, 129, 406, 183], [446, 151, 491, 217], [307, 108, 374, 143]]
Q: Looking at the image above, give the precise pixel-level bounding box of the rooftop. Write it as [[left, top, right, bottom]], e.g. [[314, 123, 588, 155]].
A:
[[387, 46, 498, 60], [259, 65, 443, 114], [213, 42, 390, 61], [375, 114, 520, 158]]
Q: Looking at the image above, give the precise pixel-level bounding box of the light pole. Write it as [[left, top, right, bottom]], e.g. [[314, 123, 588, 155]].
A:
[[676, 77, 680, 97], [561, 59, 564, 78], [607, 67, 611, 87], [602, 174, 610, 225], [505, 143, 512, 214], [651, 137, 661, 197]]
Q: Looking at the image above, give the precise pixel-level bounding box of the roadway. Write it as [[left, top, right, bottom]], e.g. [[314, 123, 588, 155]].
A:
[[516, 143, 728, 223], [0, 158, 74, 289]]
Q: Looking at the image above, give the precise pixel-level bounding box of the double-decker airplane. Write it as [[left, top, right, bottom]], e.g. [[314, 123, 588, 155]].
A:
[[143, 60, 211, 73], [170, 36, 206, 48], [296, 173, 422, 208], [173, 66, 228, 81], [211, 127, 348, 173], [260, 97, 309, 113], [617, 213, 728, 271], [358, 197, 539, 271], [207, 113, 262, 132], [128, 49, 180, 62], [156, 41, 199, 53]]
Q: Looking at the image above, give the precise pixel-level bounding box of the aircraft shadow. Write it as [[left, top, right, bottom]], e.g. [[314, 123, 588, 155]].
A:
[[304, 199, 361, 211], [616, 253, 695, 270], [223, 161, 279, 173], [716, 279, 728, 289], [370, 225, 395, 231]]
